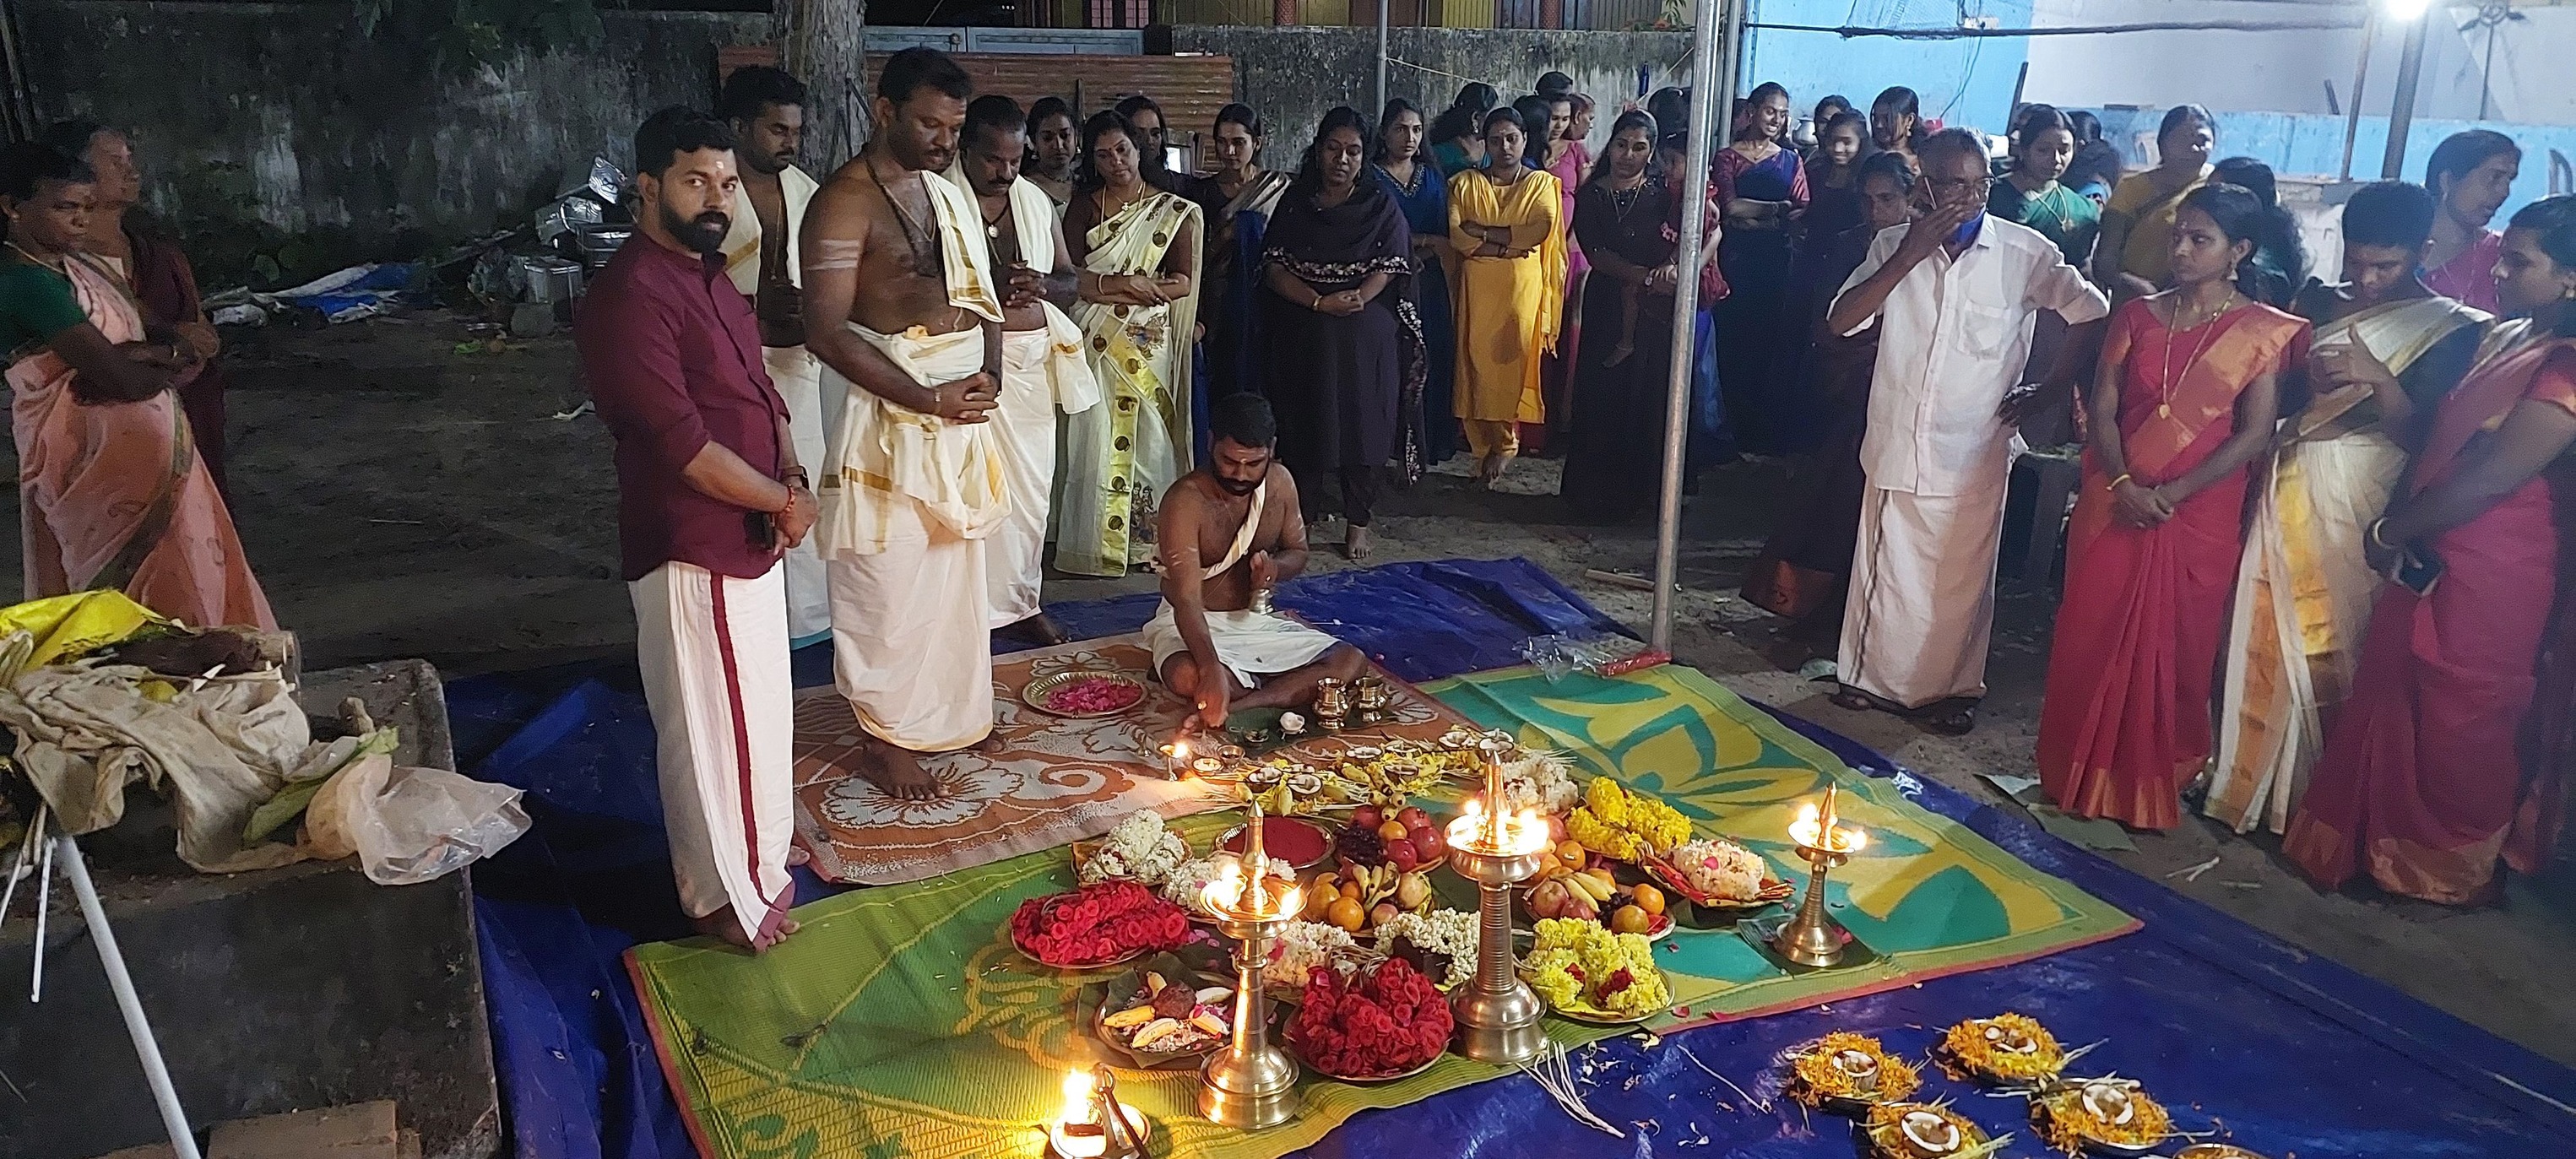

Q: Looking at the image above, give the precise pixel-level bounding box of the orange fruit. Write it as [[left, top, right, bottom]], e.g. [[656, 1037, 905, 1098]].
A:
[[1341, 880, 1363, 901], [1632, 885, 1666, 916], [1610, 905, 1651, 934], [1326, 897, 1366, 932]]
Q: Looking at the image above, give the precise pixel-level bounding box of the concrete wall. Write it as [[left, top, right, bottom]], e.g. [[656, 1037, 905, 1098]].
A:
[[20, 2, 769, 250], [1169, 25, 1695, 161]]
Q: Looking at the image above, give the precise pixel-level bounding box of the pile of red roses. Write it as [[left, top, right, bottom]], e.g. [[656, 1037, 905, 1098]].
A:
[[1009, 881, 1189, 967], [1287, 957, 1453, 1078]]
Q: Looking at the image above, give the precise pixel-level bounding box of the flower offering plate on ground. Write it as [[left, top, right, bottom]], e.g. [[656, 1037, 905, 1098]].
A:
[[1022, 670, 1149, 718]]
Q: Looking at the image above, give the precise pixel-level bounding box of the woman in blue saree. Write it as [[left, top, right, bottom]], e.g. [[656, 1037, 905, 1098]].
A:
[[1369, 98, 1458, 467]]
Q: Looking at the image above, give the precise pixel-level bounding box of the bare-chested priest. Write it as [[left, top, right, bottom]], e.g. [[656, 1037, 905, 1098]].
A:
[[1150, 394, 1366, 729], [801, 46, 1009, 800], [949, 94, 1099, 647]]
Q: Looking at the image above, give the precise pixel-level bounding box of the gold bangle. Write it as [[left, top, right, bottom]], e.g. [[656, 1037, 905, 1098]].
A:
[[2107, 473, 2134, 492]]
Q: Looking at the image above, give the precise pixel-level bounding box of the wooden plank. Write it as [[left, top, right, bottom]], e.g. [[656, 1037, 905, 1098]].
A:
[[204, 1101, 399, 1159]]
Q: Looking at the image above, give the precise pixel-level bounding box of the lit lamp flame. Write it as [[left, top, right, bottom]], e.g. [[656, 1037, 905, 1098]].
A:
[[1787, 786, 1868, 854], [1058, 1069, 1095, 1129], [1048, 1066, 1146, 1159], [1201, 858, 1299, 919]]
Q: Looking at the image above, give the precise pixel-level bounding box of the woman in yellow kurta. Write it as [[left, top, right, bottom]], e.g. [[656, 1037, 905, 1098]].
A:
[[2093, 104, 2215, 303], [1449, 106, 1565, 488]]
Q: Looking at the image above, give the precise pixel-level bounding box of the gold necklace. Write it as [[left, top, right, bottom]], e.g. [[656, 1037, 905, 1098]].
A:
[[2157, 290, 2238, 420]]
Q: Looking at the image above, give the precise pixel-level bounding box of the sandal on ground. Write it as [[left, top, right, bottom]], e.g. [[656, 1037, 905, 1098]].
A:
[[1829, 687, 1877, 712], [1920, 702, 1977, 736]]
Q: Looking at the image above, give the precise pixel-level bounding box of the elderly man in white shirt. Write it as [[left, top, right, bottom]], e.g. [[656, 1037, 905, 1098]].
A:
[[1824, 128, 2110, 734]]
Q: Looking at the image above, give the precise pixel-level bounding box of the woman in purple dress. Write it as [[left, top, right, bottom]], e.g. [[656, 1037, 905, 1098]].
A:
[[1712, 81, 1814, 454]]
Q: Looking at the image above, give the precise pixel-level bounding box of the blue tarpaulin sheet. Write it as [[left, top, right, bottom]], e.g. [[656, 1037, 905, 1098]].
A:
[[458, 558, 2576, 1157]]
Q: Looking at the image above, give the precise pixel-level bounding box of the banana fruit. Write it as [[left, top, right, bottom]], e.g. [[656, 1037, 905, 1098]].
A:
[[1564, 871, 1615, 903]]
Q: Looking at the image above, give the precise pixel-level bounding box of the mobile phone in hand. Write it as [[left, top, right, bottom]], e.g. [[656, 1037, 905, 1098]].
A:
[[2391, 544, 2445, 596], [746, 510, 774, 549]]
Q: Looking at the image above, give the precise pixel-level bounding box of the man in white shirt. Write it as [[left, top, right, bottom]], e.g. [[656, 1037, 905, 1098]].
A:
[[1825, 128, 2109, 734], [717, 65, 835, 644]]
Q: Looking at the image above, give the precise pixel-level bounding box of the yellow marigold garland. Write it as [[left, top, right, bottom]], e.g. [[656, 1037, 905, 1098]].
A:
[[1565, 777, 1692, 861]]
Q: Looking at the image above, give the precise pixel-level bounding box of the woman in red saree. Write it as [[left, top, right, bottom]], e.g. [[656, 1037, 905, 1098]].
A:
[[2285, 195, 2576, 903], [0, 142, 274, 630], [2038, 185, 2303, 831]]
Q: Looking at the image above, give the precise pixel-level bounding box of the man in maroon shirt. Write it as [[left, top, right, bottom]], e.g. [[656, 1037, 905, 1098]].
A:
[[578, 107, 816, 951]]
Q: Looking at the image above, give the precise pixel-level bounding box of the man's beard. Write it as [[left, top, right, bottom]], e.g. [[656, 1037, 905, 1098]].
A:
[[662, 203, 729, 256], [1214, 473, 1263, 496]]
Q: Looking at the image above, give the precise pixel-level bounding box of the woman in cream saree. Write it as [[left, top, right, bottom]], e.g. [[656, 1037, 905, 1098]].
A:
[[1056, 111, 1204, 577], [2205, 286, 2484, 833]]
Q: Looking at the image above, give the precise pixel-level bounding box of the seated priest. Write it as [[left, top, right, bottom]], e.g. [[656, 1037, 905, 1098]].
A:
[[1146, 393, 1367, 728]]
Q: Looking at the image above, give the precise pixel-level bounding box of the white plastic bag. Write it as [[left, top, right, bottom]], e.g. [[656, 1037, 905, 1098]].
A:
[[305, 751, 529, 885]]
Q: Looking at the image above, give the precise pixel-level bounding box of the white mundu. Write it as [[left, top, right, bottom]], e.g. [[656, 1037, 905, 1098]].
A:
[[722, 165, 839, 642], [1142, 478, 1340, 689], [1831, 216, 2109, 708], [816, 171, 1010, 751], [946, 163, 1102, 626], [632, 561, 795, 941]]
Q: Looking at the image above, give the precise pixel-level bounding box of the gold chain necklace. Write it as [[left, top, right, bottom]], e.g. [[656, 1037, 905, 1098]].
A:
[[2157, 290, 2239, 420], [5, 241, 64, 274]]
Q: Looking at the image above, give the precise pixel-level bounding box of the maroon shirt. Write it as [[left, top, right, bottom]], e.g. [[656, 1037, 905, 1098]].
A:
[[576, 237, 787, 581]]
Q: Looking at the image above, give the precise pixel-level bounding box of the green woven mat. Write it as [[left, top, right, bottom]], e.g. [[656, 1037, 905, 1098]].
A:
[[627, 663, 2134, 1159]]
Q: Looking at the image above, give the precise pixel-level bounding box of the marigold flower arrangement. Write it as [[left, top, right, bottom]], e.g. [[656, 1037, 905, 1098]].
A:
[[1937, 1013, 2067, 1084], [1285, 956, 1453, 1079], [1565, 777, 1693, 862], [1784, 1032, 1922, 1108], [2031, 1080, 2173, 1156], [1008, 880, 1190, 968], [1524, 917, 1668, 1018]]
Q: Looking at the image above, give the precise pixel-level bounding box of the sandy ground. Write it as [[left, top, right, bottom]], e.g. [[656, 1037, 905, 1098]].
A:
[[21, 309, 2571, 1067]]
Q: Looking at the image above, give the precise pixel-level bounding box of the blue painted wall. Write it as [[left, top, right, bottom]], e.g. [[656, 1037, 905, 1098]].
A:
[[1741, 0, 2034, 133], [2080, 106, 2575, 224]]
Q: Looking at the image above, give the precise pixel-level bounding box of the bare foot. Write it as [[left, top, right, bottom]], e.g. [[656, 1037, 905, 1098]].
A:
[[1342, 524, 1374, 561], [857, 740, 943, 801], [694, 893, 801, 952], [787, 844, 811, 867], [693, 908, 757, 948]]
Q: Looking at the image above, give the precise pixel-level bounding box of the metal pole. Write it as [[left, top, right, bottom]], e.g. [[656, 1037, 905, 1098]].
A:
[[2382, 8, 2432, 180], [2340, 8, 2379, 181], [58, 837, 204, 1159], [1650, 0, 1731, 650], [1375, 0, 1389, 119]]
